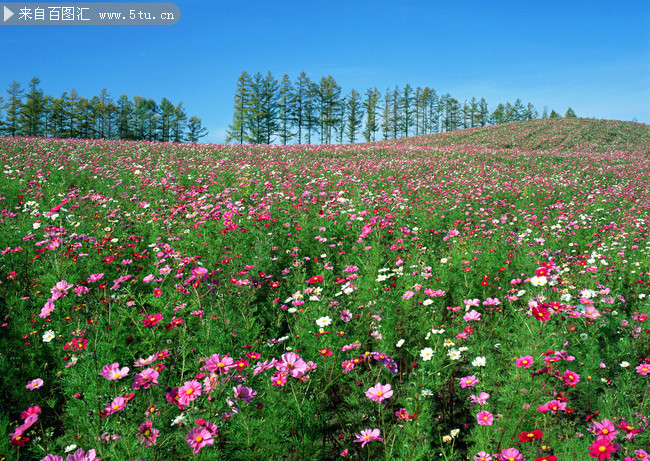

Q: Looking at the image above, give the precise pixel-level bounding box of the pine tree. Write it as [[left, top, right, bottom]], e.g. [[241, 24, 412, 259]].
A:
[[0, 95, 6, 135], [549, 109, 560, 119], [362, 87, 380, 142], [278, 74, 295, 144], [513, 99, 525, 121], [158, 97, 175, 142], [468, 97, 479, 128], [186, 115, 208, 142], [346, 89, 363, 143], [336, 95, 346, 144], [400, 84, 414, 137], [171, 102, 187, 142], [478, 98, 489, 126], [565, 107, 576, 118], [5, 81, 24, 136], [317, 75, 342, 144], [491, 103, 506, 125], [380, 88, 392, 141], [21, 77, 45, 136], [116, 94, 133, 140], [523, 102, 538, 120], [391, 86, 401, 139], [226, 71, 250, 144], [426, 89, 439, 133], [304, 80, 319, 144]]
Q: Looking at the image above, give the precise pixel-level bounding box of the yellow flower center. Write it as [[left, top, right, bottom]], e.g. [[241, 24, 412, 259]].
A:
[[186, 388, 194, 395], [217, 362, 225, 368], [377, 391, 383, 397], [599, 446, 606, 452], [195, 436, 203, 443], [603, 429, 608, 434]]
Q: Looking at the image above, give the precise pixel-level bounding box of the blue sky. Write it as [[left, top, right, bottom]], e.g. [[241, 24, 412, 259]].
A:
[[2, 0, 649, 143]]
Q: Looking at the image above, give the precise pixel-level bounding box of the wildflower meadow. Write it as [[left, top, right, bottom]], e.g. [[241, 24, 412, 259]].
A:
[[1, 117, 649, 460]]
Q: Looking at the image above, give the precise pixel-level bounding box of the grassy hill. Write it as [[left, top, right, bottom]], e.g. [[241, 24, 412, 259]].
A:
[[389, 118, 650, 154]]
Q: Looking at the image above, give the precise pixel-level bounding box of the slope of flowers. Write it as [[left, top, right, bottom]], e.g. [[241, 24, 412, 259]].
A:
[[0, 118, 649, 460], [393, 118, 650, 154]]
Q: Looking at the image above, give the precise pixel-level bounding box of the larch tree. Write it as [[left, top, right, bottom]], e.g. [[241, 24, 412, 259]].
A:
[[362, 87, 380, 142], [226, 70, 250, 144], [5, 80, 24, 137]]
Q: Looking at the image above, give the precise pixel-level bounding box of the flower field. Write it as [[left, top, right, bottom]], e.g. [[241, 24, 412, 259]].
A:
[[1, 118, 649, 460]]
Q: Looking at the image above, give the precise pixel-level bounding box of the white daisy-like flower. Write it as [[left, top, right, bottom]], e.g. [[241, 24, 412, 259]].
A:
[[316, 316, 332, 327], [288, 307, 297, 314], [447, 348, 461, 360], [65, 445, 77, 453], [450, 429, 460, 438], [396, 339, 405, 348], [420, 347, 434, 361], [530, 276, 547, 287], [443, 339, 455, 348], [42, 330, 56, 343], [471, 356, 486, 367], [440, 258, 448, 264], [620, 361, 630, 368]]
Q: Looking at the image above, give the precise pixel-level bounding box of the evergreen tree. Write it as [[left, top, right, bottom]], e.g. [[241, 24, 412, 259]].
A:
[[116, 94, 133, 140], [290, 72, 311, 145], [5, 80, 24, 136], [304, 80, 319, 144], [549, 109, 560, 119], [346, 89, 363, 143], [478, 98, 489, 126], [426, 89, 439, 133], [67, 88, 81, 137], [158, 97, 175, 142], [400, 84, 414, 137], [277, 74, 295, 144], [468, 97, 479, 128], [565, 107, 576, 118], [226, 71, 250, 144], [542, 106, 549, 119], [317, 75, 341, 144], [523, 102, 538, 120], [336, 95, 346, 144], [261, 71, 280, 144], [491, 103, 506, 125], [513, 98, 525, 121], [171, 102, 187, 143], [76, 97, 94, 138], [186, 115, 208, 142], [145, 99, 158, 141], [362, 87, 380, 142], [21, 77, 45, 136], [380, 88, 392, 141], [0, 95, 6, 134], [132, 96, 148, 140], [391, 86, 401, 139]]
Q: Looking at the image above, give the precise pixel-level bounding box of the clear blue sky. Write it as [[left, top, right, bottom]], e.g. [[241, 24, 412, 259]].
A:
[[2, 0, 649, 143]]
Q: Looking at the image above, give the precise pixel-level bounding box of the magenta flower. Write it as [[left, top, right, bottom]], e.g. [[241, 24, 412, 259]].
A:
[[474, 452, 493, 461], [278, 352, 308, 378], [365, 383, 393, 402], [233, 384, 257, 403], [142, 313, 163, 327], [353, 428, 383, 447], [477, 411, 493, 425], [464, 309, 481, 321], [186, 427, 214, 454], [104, 396, 127, 415], [101, 363, 129, 380], [562, 369, 580, 387], [177, 380, 202, 406], [137, 419, 160, 446], [459, 375, 478, 388], [26, 378, 44, 390], [131, 367, 159, 390], [588, 437, 618, 460], [203, 353, 234, 374], [637, 363, 649, 375], [41, 455, 63, 461], [499, 448, 523, 461], [591, 418, 618, 441], [87, 273, 104, 282], [470, 392, 490, 405], [515, 355, 534, 368], [65, 448, 99, 460]]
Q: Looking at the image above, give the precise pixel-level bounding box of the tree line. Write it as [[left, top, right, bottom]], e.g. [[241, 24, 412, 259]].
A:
[[226, 70, 576, 144], [0, 77, 209, 142]]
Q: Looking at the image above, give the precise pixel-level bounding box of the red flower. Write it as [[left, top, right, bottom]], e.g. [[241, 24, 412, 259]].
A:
[[519, 429, 543, 442], [319, 348, 332, 357], [532, 306, 551, 322], [588, 438, 618, 460], [535, 456, 558, 461], [142, 313, 163, 327]]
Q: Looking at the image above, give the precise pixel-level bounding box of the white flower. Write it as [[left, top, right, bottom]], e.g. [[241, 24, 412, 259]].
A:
[[442, 435, 452, 443], [443, 339, 455, 348], [420, 347, 434, 361], [396, 339, 405, 348], [447, 348, 461, 360], [422, 299, 433, 306], [65, 444, 77, 453], [530, 276, 547, 287], [620, 361, 630, 368], [316, 316, 332, 327], [421, 388, 433, 397], [171, 414, 186, 426], [42, 330, 55, 342], [639, 294, 646, 299], [450, 429, 460, 438], [580, 333, 588, 340], [471, 356, 486, 367], [440, 258, 448, 264], [560, 293, 572, 302], [288, 307, 297, 314]]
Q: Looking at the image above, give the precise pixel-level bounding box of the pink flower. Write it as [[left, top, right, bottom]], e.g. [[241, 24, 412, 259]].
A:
[[477, 411, 493, 425], [41, 455, 63, 461], [65, 448, 98, 460], [470, 392, 490, 405], [131, 368, 159, 390], [545, 399, 566, 414], [153, 287, 162, 298], [277, 352, 308, 378], [637, 363, 650, 375], [402, 291, 415, 300], [87, 273, 104, 282], [353, 428, 383, 447], [515, 355, 534, 368], [591, 418, 618, 441], [186, 427, 214, 454], [39, 300, 55, 318], [464, 309, 481, 321], [365, 383, 393, 402], [203, 353, 234, 374], [499, 448, 523, 461], [271, 372, 287, 387], [101, 363, 129, 380], [26, 378, 44, 390], [105, 396, 127, 414], [562, 369, 580, 387], [233, 384, 257, 403], [177, 380, 202, 406], [137, 419, 159, 446], [459, 375, 478, 388], [142, 313, 163, 327], [588, 438, 618, 460], [475, 452, 493, 461]]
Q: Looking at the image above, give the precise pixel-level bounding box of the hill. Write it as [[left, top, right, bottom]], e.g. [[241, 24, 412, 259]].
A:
[[388, 118, 650, 154]]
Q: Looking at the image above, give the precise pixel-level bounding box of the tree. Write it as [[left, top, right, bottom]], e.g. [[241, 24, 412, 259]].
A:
[[426, 89, 439, 133], [346, 89, 363, 143], [317, 75, 342, 144], [523, 102, 538, 120], [362, 87, 380, 142], [478, 98, 489, 126], [158, 97, 175, 142], [549, 110, 560, 119], [380, 87, 392, 140], [400, 84, 414, 137], [542, 106, 549, 119], [116, 94, 133, 140], [186, 115, 208, 142], [391, 86, 401, 139], [226, 71, 250, 144], [304, 80, 319, 144], [0, 95, 4, 134], [491, 103, 506, 125], [336, 95, 346, 144], [5, 81, 24, 136], [565, 107, 576, 118], [21, 77, 45, 136], [171, 102, 187, 143], [277, 74, 294, 144]]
